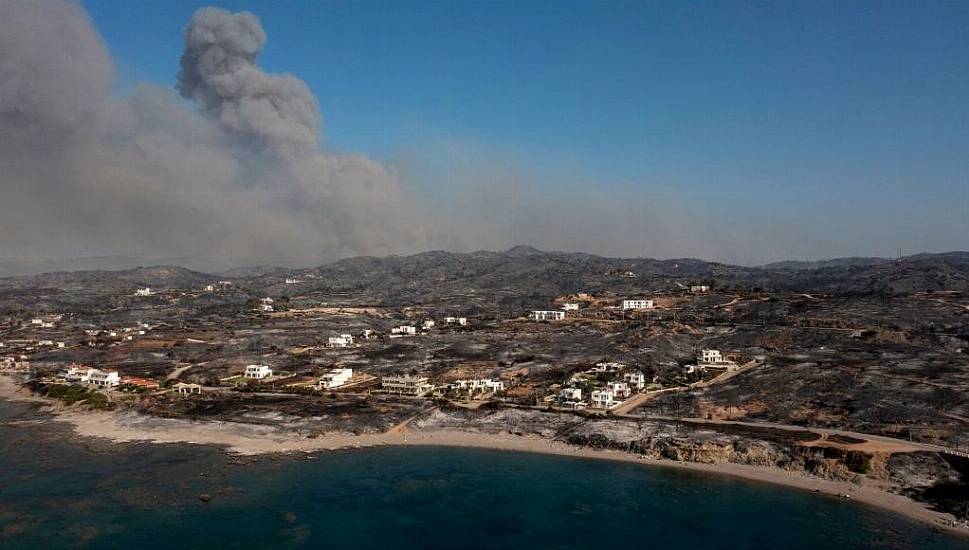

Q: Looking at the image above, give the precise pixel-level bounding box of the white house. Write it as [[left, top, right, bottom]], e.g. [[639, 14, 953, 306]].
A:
[[135, 287, 153, 296], [391, 325, 417, 336], [590, 389, 615, 409], [690, 285, 711, 293], [699, 349, 738, 371], [1, 356, 29, 371], [174, 382, 202, 395], [204, 284, 215, 292], [260, 304, 274, 312], [244, 365, 273, 379], [87, 369, 120, 387], [622, 299, 654, 310], [422, 320, 436, 330], [562, 303, 580, 311], [560, 387, 582, 401], [623, 371, 646, 390], [607, 381, 631, 399], [382, 373, 433, 396], [62, 364, 91, 382], [328, 334, 355, 348], [700, 349, 723, 364], [529, 310, 565, 321], [594, 361, 625, 372], [319, 368, 353, 389], [444, 317, 468, 326], [446, 378, 505, 394], [285, 278, 301, 284]]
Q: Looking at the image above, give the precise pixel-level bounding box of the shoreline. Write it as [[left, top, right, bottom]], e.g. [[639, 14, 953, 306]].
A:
[[1, 376, 966, 538]]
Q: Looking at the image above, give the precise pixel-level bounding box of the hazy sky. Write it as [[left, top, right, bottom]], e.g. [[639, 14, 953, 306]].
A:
[[3, 1, 967, 266]]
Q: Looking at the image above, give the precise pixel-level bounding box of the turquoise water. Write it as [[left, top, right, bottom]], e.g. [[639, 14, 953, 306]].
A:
[[1, 400, 966, 549]]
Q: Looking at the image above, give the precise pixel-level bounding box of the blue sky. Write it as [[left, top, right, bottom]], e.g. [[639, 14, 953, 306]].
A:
[[81, 0, 969, 262]]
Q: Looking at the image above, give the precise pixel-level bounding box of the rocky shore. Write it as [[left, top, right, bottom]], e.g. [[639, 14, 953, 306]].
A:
[[2, 375, 967, 538]]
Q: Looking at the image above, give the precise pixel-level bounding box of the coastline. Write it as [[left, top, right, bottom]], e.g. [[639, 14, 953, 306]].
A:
[[1, 375, 965, 538]]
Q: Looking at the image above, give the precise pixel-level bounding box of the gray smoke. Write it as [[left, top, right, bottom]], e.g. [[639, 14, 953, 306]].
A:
[[177, 8, 320, 158], [0, 1, 427, 267]]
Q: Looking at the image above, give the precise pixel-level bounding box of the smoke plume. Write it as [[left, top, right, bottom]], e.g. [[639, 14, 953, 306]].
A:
[[0, 1, 425, 267], [177, 8, 320, 158]]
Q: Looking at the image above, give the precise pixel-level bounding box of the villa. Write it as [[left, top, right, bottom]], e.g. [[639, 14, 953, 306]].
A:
[[590, 389, 615, 409], [244, 365, 273, 379], [699, 349, 739, 371], [382, 373, 433, 396], [529, 310, 565, 321], [328, 334, 355, 347], [87, 369, 120, 387], [623, 371, 646, 390], [319, 368, 353, 389]]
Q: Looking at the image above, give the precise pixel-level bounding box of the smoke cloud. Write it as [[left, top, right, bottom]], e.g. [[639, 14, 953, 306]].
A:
[[0, 0, 811, 270], [177, 8, 320, 158], [0, 1, 426, 268]]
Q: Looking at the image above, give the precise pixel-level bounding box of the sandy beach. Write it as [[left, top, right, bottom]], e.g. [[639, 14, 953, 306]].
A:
[[1, 375, 965, 538]]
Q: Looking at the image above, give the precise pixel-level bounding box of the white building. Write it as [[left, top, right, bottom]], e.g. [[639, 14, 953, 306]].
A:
[[700, 349, 723, 364], [285, 278, 301, 284], [562, 303, 580, 311], [62, 364, 90, 382], [623, 371, 646, 390], [87, 369, 120, 387], [391, 325, 417, 336], [690, 285, 711, 293], [683, 364, 705, 375], [594, 361, 625, 372], [698, 349, 738, 371], [622, 299, 654, 310], [422, 320, 436, 330], [328, 334, 355, 348], [607, 381, 631, 399], [244, 365, 273, 379], [590, 389, 615, 409], [382, 373, 434, 396], [319, 368, 353, 389], [204, 284, 215, 292], [135, 287, 153, 296], [560, 387, 582, 401], [446, 378, 505, 394], [529, 310, 565, 321], [1, 356, 29, 371], [444, 317, 468, 326]]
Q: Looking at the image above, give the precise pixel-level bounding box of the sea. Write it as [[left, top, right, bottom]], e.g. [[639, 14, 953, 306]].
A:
[[0, 399, 966, 549]]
